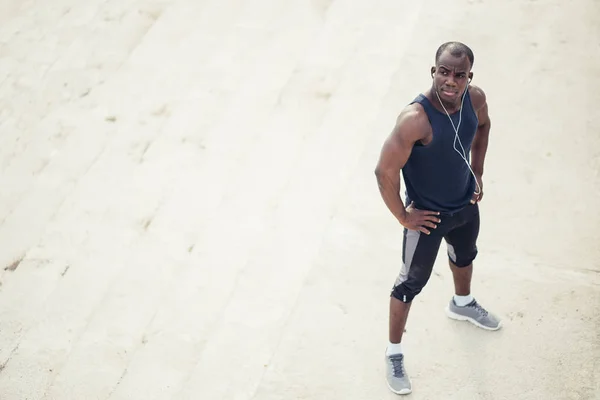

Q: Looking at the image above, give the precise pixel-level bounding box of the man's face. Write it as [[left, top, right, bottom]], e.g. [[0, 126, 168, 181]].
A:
[[431, 51, 473, 104]]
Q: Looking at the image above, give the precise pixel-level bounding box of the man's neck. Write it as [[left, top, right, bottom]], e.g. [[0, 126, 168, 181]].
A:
[[427, 88, 461, 114]]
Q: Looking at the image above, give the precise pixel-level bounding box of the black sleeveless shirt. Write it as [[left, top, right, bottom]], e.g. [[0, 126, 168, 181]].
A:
[[402, 90, 478, 214]]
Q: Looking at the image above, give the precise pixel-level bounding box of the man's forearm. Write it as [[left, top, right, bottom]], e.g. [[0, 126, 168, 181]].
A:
[[471, 124, 490, 176], [375, 171, 407, 223]]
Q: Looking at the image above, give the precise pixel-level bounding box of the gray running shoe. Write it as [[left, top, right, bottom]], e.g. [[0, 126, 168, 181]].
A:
[[445, 298, 502, 330], [385, 353, 412, 395]]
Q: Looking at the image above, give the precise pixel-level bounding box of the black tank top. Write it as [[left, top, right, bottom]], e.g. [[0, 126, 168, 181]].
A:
[[402, 90, 478, 214]]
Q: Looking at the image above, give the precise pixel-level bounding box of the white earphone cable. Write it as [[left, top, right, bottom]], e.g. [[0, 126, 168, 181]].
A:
[[434, 86, 482, 196]]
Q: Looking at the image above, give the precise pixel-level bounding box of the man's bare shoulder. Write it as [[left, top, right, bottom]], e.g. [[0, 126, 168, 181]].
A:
[[392, 102, 431, 142], [468, 84, 487, 111]]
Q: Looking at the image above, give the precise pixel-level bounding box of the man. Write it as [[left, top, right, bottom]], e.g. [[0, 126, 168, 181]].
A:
[[374, 42, 501, 395]]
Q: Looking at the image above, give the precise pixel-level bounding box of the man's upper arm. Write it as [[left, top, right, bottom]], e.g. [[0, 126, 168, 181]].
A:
[[375, 107, 425, 176], [471, 85, 491, 128]]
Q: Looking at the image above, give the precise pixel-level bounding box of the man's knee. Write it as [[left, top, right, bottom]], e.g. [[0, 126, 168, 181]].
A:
[[447, 244, 478, 267]]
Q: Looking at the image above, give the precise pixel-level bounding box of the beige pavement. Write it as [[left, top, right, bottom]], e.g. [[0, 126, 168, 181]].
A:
[[0, 0, 599, 399]]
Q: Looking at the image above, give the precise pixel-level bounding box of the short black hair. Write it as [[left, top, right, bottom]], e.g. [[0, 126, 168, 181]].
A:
[[435, 42, 474, 68]]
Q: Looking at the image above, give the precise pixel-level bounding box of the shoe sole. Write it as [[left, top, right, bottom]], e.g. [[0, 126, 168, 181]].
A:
[[445, 307, 502, 331], [387, 382, 412, 395]]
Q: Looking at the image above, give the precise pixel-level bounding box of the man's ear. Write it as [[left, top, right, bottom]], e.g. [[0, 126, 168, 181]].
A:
[[468, 72, 474, 82], [431, 66, 436, 77]]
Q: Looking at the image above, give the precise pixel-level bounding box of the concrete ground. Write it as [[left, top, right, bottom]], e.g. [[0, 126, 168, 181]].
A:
[[0, 0, 599, 399]]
